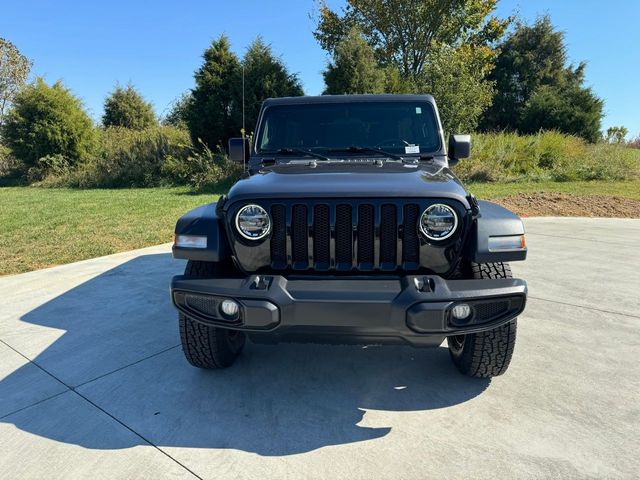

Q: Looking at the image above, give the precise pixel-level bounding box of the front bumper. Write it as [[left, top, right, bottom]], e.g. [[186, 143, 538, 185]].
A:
[[171, 274, 527, 347]]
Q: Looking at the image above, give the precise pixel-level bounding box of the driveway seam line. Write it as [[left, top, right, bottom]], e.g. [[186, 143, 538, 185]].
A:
[[0, 338, 71, 387], [69, 389, 203, 480], [74, 344, 180, 389], [0, 339, 202, 480], [529, 296, 640, 319], [0, 390, 68, 420]]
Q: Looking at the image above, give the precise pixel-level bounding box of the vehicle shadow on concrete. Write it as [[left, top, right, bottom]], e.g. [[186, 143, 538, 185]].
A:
[[1, 253, 490, 456]]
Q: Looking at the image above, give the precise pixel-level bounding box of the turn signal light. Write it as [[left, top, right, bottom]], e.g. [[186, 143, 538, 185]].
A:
[[174, 235, 207, 249], [488, 235, 526, 252]]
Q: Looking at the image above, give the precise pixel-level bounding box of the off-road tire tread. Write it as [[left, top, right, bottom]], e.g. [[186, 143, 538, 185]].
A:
[[472, 261, 512, 280], [178, 260, 245, 369], [448, 261, 517, 378]]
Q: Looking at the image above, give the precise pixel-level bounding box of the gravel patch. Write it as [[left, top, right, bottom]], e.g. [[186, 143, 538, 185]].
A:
[[494, 192, 640, 218]]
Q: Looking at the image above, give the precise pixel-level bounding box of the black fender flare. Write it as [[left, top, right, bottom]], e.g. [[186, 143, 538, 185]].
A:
[[172, 202, 230, 262], [464, 200, 527, 263]]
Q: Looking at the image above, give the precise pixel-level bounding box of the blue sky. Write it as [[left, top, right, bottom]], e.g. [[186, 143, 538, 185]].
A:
[[2, 0, 639, 135]]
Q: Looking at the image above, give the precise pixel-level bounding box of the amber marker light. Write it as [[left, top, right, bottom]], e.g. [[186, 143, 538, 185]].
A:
[[487, 235, 526, 252]]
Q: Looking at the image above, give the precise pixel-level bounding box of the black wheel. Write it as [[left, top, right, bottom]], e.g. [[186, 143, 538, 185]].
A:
[[447, 262, 518, 378], [178, 260, 246, 369]]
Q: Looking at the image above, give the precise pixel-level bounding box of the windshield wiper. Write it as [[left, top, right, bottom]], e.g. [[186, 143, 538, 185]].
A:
[[263, 148, 331, 161], [328, 146, 402, 160]]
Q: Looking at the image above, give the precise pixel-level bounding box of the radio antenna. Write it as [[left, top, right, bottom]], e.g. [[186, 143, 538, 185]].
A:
[[242, 64, 246, 171]]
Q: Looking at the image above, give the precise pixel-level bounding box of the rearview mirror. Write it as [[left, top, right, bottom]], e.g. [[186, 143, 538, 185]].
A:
[[228, 137, 250, 164], [447, 134, 471, 167]]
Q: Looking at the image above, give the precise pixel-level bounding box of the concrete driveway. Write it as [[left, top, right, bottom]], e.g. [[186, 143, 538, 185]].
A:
[[0, 217, 638, 479]]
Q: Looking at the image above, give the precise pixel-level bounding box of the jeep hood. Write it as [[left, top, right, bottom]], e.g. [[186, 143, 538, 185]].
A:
[[226, 162, 471, 208]]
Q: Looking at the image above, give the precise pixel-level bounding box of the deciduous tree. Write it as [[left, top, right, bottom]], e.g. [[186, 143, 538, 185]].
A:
[[314, 0, 508, 133], [0, 38, 31, 129], [605, 126, 628, 144], [415, 44, 495, 133], [314, 0, 508, 76]]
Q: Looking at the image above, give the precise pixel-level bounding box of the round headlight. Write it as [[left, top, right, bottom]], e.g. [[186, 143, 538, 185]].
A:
[[419, 204, 458, 241], [235, 204, 271, 240]]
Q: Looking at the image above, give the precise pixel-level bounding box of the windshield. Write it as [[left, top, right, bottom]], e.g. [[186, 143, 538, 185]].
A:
[[256, 101, 441, 155]]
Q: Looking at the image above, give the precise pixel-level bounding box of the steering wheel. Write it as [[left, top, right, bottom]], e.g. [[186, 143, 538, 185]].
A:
[[376, 138, 410, 148]]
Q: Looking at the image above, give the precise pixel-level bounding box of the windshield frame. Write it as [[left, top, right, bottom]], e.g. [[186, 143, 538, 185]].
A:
[[254, 99, 444, 158]]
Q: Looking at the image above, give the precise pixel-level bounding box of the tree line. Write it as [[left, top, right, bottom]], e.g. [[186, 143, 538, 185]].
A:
[[0, 36, 303, 177], [315, 3, 605, 142], [0, 1, 635, 187]]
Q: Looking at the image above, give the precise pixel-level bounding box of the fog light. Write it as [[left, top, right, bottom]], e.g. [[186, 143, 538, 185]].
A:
[[452, 304, 472, 320], [220, 299, 240, 318]]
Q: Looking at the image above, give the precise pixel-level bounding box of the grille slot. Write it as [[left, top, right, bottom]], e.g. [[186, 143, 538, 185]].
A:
[[314, 204, 330, 267], [403, 204, 420, 265], [357, 204, 374, 267], [270, 205, 286, 266], [380, 204, 397, 266], [291, 205, 308, 267], [335, 204, 353, 266]]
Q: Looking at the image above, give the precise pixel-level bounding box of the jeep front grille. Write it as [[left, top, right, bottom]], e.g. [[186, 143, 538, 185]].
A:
[[269, 202, 422, 271]]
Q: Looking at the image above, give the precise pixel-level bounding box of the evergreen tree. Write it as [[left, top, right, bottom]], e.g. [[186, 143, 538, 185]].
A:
[[323, 28, 385, 95], [1, 78, 94, 168], [162, 92, 192, 129], [186, 35, 303, 148], [242, 37, 303, 133], [187, 35, 242, 149], [481, 16, 603, 141], [102, 84, 156, 130]]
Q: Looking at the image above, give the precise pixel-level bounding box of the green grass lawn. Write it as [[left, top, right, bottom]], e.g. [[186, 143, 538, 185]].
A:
[[1, 180, 639, 275], [0, 187, 217, 275], [468, 180, 640, 200]]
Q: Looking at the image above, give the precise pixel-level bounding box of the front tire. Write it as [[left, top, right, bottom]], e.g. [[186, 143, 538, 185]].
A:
[[179, 260, 246, 369], [447, 262, 518, 378]]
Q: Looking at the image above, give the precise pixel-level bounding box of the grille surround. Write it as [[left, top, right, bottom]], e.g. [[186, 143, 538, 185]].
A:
[[265, 200, 443, 272], [228, 199, 466, 274]]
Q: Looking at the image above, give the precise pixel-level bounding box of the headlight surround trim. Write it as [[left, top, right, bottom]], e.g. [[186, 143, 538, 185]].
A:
[[235, 204, 272, 241], [418, 203, 459, 241]]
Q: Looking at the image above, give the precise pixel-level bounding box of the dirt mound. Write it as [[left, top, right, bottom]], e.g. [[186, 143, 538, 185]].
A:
[[493, 192, 640, 218]]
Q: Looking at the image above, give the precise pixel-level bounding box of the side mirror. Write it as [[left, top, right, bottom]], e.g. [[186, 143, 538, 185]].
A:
[[447, 134, 471, 167], [228, 137, 250, 164]]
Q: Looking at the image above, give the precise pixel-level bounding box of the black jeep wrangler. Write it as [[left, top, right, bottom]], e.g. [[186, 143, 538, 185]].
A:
[[171, 94, 527, 378]]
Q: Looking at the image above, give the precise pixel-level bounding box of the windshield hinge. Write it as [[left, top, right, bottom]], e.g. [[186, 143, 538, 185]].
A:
[[467, 194, 480, 217]]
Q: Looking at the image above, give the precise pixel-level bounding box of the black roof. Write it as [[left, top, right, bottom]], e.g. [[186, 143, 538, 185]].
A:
[[262, 94, 436, 106]]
